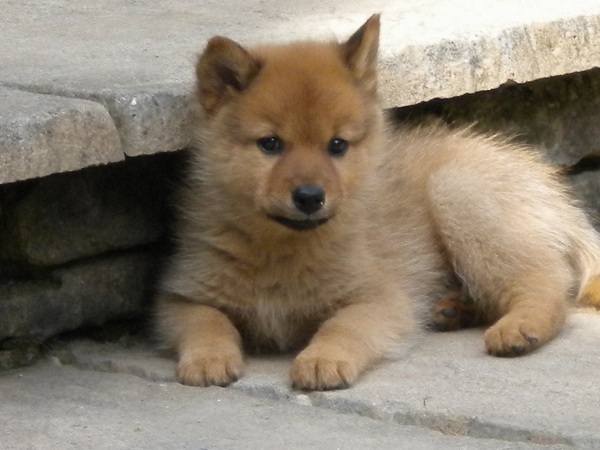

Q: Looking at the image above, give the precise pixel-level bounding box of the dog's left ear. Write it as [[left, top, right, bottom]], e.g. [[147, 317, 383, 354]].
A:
[[341, 14, 380, 95], [342, 14, 380, 94]]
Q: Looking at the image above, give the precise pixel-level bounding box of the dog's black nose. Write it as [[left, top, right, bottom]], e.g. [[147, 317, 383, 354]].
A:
[[292, 185, 325, 215]]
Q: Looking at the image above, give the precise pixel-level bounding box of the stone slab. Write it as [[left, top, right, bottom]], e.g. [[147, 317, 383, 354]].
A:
[[0, 87, 122, 184], [0, 361, 567, 450], [0, 153, 179, 266], [2, 1, 600, 180], [52, 311, 600, 448], [0, 250, 157, 346]]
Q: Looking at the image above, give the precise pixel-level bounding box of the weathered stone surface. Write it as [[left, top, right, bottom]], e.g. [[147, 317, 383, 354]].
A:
[[0, 87, 122, 184], [0, 345, 39, 370], [378, 8, 600, 108], [0, 152, 181, 266], [4, 361, 560, 450], [2, 1, 600, 180], [51, 311, 600, 448], [95, 86, 195, 157], [35, 85, 197, 157], [0, 249, 158, 346]]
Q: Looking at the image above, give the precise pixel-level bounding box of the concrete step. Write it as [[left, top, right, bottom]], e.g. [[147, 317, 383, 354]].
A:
[[4, 310, 595, 449], [2, 1, 600, 183], [3, 362, 565, 450]]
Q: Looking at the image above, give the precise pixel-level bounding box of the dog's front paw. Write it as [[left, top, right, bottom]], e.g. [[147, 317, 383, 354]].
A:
[[177, 350, 244, 387], [290, 348, 360, 391]]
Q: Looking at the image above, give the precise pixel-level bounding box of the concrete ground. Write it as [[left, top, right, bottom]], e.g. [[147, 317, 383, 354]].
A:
[[2, 311, 600, 449]]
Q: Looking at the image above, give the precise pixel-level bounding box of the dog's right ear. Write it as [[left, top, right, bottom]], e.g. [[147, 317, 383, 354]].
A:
[[196, 37, 261, 114]]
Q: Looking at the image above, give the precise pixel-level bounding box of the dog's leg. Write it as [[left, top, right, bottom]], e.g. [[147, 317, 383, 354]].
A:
[[481, 270, 568, 356], [427, 158, 573, 356], [290, 297, 413, 390], [157, 293, 244, 386]]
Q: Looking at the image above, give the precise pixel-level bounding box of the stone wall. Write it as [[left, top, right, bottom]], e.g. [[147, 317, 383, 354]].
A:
[[3, 67, 600, 370], [0, 152, 186, 368]]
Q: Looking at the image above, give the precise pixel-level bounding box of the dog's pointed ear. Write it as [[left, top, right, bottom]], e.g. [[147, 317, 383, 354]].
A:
[[196, 36, 261, 114], [341, 14, 380, 94]]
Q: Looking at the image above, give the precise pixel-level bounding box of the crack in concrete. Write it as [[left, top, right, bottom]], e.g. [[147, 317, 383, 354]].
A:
[[50, 342, 575, 448]]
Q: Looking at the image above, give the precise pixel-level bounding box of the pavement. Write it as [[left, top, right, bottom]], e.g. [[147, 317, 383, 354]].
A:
[[3, 1, 600, 182], [2, 310, 600, 449]]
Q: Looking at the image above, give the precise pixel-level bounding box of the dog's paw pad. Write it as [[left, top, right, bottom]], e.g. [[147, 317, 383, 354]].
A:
[[177, 351, 244, 387]]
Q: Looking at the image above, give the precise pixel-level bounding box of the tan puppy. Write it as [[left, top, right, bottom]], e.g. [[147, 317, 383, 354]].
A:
[[156, 15, 600, 390]]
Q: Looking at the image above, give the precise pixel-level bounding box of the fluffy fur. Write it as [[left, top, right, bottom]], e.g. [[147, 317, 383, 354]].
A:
[[156, 15, 600, 390]]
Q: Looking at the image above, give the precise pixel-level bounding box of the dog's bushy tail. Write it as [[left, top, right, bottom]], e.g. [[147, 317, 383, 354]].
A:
[[571, 224, 600, 308]]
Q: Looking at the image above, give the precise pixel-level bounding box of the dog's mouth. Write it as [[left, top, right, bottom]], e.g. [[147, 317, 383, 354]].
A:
[[268, 215, 329, 231]]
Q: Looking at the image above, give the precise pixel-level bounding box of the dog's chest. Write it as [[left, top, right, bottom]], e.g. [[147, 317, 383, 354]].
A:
[[223, 259, 349, 351], [238, 297, 322, 351]]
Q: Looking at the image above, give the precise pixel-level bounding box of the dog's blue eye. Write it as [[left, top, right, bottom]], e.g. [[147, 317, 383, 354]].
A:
[[327, 138, 349, 157], [257, 136, 284, 155]]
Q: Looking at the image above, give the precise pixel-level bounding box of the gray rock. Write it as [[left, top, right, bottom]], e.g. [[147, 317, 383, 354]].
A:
[[0, 87, 122, 184], [0, 153, 180, 266], [0, 345, 39, 370], [0, 249, 158, 345], [3, 0, 600, 109], [3, 1, 600, 181], [37, 84, 196, 157]]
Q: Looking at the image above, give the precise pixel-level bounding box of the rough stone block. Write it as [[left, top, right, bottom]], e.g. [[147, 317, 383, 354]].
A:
[[78, 86, 196, 157], [0, 345, 39, 370], [2, 1, 600, 182], [0, 87, 122, 184], [0, 249, 158, 347], [0, 152, 182, 266], [379, 8, 600, 108]]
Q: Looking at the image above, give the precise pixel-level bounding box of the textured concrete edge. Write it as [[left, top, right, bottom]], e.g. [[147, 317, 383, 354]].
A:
[[379, 14, 600, 108], [3, 11, 600, 182], [0, 86, 124, 184], [47, 339, 578, 448], [1, 82, 196, 159], [6, 361, 570, 450]]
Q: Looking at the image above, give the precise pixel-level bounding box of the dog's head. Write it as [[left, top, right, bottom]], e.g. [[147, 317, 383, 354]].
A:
[[194, 15, 383, 233]]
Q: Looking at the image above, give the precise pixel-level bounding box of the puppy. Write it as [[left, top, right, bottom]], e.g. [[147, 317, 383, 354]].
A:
[[156, 15, 600, 390]]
